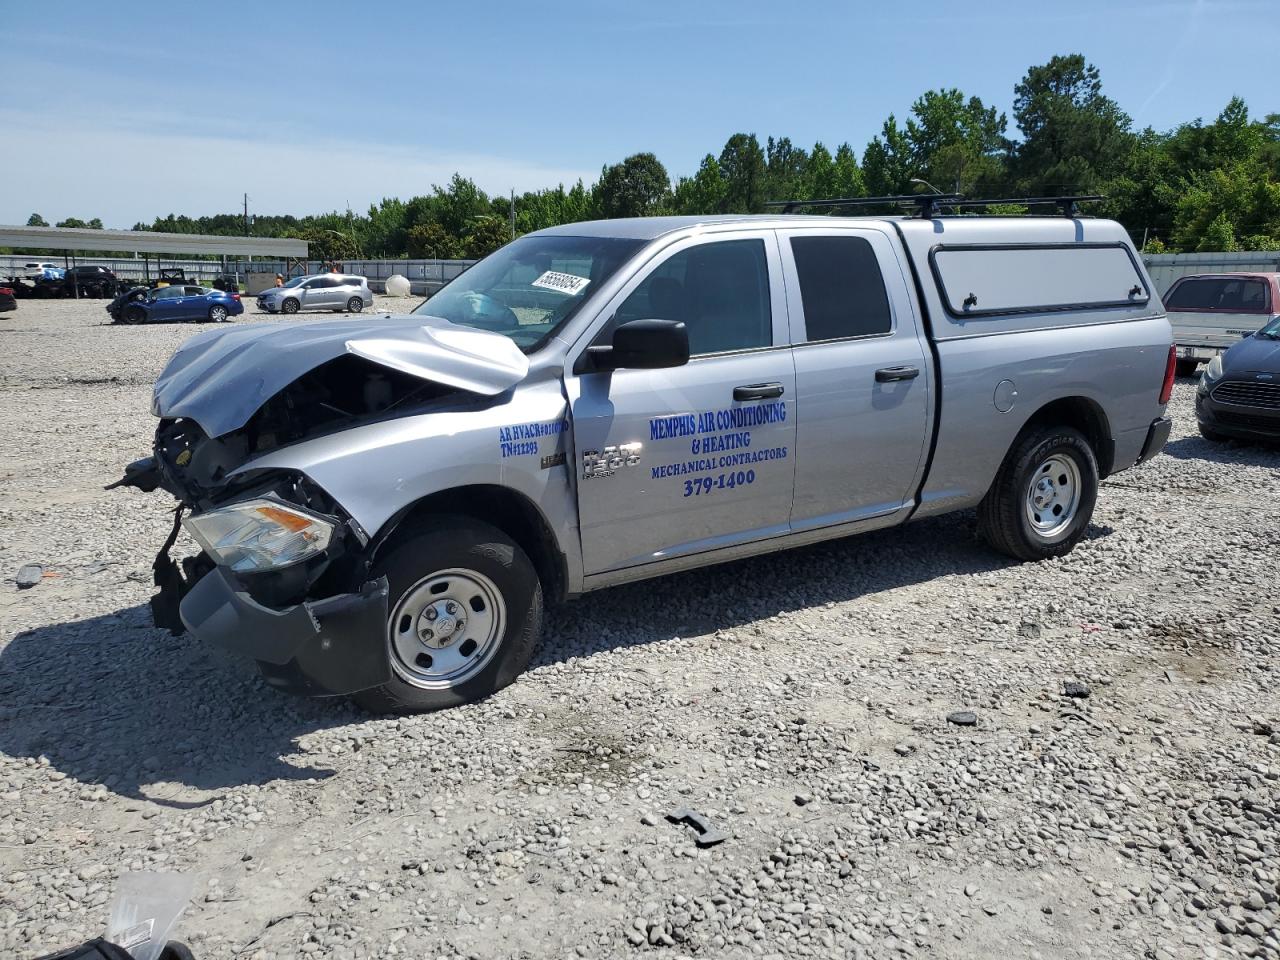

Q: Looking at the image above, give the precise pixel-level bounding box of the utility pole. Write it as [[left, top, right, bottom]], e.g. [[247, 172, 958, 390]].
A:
[[243, 193, 250, 237], [510, 189, 516, 242]]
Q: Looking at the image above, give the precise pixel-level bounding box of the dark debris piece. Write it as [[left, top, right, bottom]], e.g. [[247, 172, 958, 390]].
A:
[[16, 564, 43, 589], [666, 806, 729, 847], [947, 710, 978, 727], [1062, 681, 1091, 699]]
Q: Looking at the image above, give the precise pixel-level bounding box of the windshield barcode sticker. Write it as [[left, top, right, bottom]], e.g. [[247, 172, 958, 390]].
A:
[[531, 271, 590, 296]]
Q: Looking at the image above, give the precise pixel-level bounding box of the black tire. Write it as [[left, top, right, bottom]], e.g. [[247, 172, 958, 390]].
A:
[[347, 296, 364, 313], [123, 305, 147, 324], [1198, 423, 1228, 443], [977, 425, 1099, 562], [208, 304, 228, 322], [1175, 358, 1199, 378], [281, 297, 300, 314], [352, 517, 542, 714]]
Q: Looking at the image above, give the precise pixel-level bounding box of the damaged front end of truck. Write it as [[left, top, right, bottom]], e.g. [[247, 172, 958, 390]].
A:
[[110, 317, 530, 696]]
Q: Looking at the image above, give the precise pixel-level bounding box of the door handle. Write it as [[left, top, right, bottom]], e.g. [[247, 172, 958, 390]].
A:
[[733, 382, 785, 401], [875, 365, 920, 383]]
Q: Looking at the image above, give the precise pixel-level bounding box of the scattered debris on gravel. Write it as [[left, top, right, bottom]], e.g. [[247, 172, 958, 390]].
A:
[[1, 299, 1278, 959]]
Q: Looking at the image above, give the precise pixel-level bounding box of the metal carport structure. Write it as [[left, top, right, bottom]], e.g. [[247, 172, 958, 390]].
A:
[[0, 225, 308, 295]]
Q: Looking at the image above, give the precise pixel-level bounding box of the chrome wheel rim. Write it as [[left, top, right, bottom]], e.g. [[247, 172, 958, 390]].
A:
[[348, 298, 362, 312], [388, 567, 505, 690], [1025, 454, 1081, 539], [210, 306, 226, 321]]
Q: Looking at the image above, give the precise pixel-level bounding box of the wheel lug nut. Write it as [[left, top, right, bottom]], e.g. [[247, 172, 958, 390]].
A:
[[446, 602, 458, 615], [425, 608, 438, 621]]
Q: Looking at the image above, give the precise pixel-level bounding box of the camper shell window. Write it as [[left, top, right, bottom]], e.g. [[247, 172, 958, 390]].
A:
[[929, 243, 1150, 319]]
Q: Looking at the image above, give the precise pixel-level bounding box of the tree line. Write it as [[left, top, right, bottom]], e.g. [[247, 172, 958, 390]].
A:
[[20, 54, 1280, 261]]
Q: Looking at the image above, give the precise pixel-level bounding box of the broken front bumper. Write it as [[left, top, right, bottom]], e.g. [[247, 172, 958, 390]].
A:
[[179, 567, 392, 697]]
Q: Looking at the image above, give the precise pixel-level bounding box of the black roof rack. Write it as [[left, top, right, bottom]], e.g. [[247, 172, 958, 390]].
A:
[[765, 194, 963, 217], [764, 194, 1106, 218]]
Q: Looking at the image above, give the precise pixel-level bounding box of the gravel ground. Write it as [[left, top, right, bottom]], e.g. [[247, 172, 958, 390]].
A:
[[1, 297, 1278, 960]]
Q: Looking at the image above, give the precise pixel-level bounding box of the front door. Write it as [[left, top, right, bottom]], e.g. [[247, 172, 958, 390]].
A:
[[776, 227, 932, 529], [568, 233, 797, 575]]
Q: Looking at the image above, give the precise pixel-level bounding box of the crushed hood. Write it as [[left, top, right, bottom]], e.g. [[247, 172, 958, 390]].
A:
[[153, 315, 530, 437]]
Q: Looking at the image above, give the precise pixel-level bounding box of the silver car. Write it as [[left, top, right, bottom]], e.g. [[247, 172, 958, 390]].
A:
[[118, 212, 1172, 714], [257, 274, 373, 315]]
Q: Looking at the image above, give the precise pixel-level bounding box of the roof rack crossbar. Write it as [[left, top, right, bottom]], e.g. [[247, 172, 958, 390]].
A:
[[765, 194, 964, 217], [764, 194, 1106, 218]]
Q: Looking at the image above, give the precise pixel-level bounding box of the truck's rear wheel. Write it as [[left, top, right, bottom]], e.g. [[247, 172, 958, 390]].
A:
[[352, 517, 542, 714], [978, 425, 1098, 562]]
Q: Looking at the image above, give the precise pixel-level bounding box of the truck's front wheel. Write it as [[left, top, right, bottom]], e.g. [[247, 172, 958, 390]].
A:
[[352, 517, 542, 714], [978, 425, 1098, 562]]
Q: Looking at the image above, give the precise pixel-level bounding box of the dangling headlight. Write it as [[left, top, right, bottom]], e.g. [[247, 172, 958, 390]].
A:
[[183, 499, 334, 572]]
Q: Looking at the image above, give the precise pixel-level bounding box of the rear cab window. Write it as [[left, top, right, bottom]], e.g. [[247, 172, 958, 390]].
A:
[[1165, 277, 1271, 313]]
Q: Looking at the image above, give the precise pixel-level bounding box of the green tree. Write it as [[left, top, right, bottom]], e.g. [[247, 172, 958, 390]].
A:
[[832, 143, 865, 197], [1010, 54, 1134, 194], [87, 218, 104, 229], [26, 213, 49, 227], [904, 89, 1008, 194], [294, 226, 361, 262], [671, 155, 727, 215], [364, 198, 410, 256], [432, 175, 491, 239], [765, 136, 809, 203], [464, 217, 511, 258], [718, 133, 767, 213], [595, 152, 671, 218], [407, 222, 462, 259], [56, 217, 87, 228], [862, 115, 913, 196]]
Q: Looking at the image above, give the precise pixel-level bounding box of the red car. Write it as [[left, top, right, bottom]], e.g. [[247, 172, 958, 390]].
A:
[[0, 286, 16, 313]]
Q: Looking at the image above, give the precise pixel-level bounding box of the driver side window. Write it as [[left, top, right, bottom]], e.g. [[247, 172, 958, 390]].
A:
[[613, 239, 772, 356]]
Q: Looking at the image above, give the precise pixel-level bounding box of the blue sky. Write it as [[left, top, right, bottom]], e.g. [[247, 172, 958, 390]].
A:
[[5, 0, 1276, 227]]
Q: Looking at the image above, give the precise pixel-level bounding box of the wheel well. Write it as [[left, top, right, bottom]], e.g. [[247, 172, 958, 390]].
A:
[[373, 485, 567, 603], [1020, 397, 1114, 477]]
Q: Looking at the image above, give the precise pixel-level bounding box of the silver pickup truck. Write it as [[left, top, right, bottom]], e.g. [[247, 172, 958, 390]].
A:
[[114, 212, 1175, 712]]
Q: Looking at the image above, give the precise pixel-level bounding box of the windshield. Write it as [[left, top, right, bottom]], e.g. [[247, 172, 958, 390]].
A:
[[412, 235, 644, 352], [1259, 315, 1280, 339], [282, 276, 307, 289]]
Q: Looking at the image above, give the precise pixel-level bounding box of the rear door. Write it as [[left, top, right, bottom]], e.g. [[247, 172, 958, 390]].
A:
[[1165, 276, 1278, 349], [567, 232, 797, 575], [777, 227, 932, 529]]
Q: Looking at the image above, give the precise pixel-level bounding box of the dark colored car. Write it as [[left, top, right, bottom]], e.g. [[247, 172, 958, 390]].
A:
[[63, 265, 120, 298], [1196, 313, 1280, 442], [0, 286, 15, 313], [115, 285, 244, 324]]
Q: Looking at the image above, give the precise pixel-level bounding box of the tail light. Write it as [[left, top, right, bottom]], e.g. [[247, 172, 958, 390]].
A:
[[1158, 345, 1176, 405], [0, 287, 12, 295], [231, 293, 241, 300]]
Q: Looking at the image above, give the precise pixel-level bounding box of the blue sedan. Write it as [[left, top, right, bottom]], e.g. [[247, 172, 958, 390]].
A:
[[118, 285, 245, 324]]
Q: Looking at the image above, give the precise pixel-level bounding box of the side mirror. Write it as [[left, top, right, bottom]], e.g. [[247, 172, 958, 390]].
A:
[[588, 318, 689, 371]]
